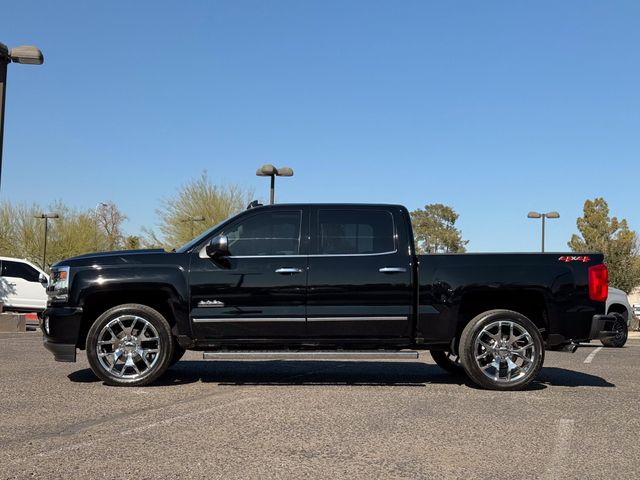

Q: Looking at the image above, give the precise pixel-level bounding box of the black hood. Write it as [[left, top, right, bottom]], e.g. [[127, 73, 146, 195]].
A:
[[54, 249, 166, 267]]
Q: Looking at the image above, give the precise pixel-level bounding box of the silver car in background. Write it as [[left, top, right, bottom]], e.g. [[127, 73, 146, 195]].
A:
[[603, 287, 631, 347]]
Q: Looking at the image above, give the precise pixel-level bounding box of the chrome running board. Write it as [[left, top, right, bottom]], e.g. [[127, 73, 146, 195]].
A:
[[202, 350, 420, 361]]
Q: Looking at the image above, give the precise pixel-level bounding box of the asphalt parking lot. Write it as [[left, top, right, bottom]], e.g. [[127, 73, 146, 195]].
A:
[[1, 332, 639, 479]]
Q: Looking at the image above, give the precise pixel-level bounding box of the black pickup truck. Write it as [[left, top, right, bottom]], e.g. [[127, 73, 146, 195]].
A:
[[43, 203, 616, 390]]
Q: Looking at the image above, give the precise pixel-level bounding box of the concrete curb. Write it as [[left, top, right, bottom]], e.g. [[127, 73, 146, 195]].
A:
[[628, 331, 640, 339], [0, 313, 26, 332]]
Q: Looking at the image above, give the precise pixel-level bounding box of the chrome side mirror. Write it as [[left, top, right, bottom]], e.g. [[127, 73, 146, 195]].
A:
[[38, 272, 48, 287], [206, 235, 229, 258]]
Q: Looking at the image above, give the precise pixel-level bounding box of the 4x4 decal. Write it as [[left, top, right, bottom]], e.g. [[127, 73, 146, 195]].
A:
[[558, 255, 591, 263]]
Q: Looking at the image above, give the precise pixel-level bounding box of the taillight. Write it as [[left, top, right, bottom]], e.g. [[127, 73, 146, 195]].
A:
[[588, 264, 608, 302]]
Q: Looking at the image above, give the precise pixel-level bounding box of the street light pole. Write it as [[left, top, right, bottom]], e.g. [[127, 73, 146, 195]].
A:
[[0, 52, 7, 192], [0, 42, 44, 191], [270, 175, 275, 205], [34, 213, 59, 269], [256, 164, 294, 205], [527, 211, 560, 253], [181, 215, 205, 238]]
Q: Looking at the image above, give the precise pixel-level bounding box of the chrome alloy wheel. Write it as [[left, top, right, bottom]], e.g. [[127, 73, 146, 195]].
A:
[[96, 315, 161, 379], [473, 320, 536, 383]]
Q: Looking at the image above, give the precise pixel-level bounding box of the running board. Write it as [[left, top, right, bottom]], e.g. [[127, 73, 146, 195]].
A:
[[202, 350, 420, 361]]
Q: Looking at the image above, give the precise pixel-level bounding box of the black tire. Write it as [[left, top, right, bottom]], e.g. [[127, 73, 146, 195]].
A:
[[459, 309, 544, 391], [430, 350, 465, 375], [169, 343, 186, 366], [86, 303, 174, 387], [600, 313, 628, 348]]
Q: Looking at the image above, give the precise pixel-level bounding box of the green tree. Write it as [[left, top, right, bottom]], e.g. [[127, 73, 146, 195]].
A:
[[151, 171, 254, 249], [568, 197, 640, 293], [96, 202, 128, 251], [410, 203, 468, 254], [0, 200, 129, 269], [124, 235, 141, 250]]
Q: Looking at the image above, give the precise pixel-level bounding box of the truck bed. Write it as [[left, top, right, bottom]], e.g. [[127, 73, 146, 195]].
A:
[[416, 253, 604, 346]]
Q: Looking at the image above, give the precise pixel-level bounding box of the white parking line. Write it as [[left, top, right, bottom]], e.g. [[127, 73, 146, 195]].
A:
[[584, 346, 603, 364]]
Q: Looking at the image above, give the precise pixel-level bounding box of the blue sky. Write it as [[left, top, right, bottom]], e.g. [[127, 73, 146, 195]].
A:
[[2, 1, 638, 252]]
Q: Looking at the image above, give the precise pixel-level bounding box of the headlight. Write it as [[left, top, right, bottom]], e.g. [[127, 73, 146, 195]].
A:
[[48, 266, 70, 303]]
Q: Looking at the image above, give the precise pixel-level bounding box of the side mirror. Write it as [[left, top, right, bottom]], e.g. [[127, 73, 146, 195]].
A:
[[38, 273, 48, 287], [206, 235, 229, 258]]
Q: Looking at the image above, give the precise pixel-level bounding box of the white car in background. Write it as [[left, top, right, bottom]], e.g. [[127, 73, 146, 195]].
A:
[[603, 287, 631, 348], [0, 257, 49, 314]]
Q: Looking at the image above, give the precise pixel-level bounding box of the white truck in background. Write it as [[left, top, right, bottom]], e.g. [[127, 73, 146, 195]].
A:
[[604, 287, 632, 347], [0, 256, 48, 314]]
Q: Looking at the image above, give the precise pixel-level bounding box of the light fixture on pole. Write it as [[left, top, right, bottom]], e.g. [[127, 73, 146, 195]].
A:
[[527, 211, 560, 253], [34, 213, 59, 269], [0, 42, 44, 191], [181, 215, 206, 238], [256, 164, 294, 205]]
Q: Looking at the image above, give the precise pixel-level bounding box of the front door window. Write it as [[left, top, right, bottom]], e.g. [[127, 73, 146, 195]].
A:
[[224, 211, 302, 256]]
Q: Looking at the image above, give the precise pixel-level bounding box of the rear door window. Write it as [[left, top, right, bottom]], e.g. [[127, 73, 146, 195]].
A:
[[317, 209, 395, 255]]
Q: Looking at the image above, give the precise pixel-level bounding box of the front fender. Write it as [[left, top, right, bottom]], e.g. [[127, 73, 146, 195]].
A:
[[71, 264, 190, 336]]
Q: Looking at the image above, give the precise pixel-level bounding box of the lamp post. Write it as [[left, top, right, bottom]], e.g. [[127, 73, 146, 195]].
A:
[[527, 211, 560, 252], [34, 213, 59, 269], [181, 215, 205, 238], [256, 164, 294, 205], [0, 42, 44, 191]]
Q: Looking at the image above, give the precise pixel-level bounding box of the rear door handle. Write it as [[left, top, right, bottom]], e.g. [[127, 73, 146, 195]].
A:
[[379, 267, 407, 274], [275, 268, 303, 274]]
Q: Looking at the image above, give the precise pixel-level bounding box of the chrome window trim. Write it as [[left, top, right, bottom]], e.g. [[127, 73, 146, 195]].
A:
[[308, 250, 398, 257], [219, 250, 400, 259], [226, 254, 306, 259]]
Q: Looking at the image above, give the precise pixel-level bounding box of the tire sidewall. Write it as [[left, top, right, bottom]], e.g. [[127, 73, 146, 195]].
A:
[[86, 304, 174, 386], [169, 344, 186, 367], [430, 350, 465, 374], [460, 309, 545, 391], [601, 313, 628, 348]]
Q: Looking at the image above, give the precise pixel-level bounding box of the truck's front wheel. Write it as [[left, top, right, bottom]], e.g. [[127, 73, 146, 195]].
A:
[[459, 309, 544, 391], [86, 304, 174, 386]]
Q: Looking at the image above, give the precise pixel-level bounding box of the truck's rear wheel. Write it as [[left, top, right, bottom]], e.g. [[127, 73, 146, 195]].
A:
[[86, 304, 173, 386], [459, 309, 544, 391], [430, 350, 464, 374], [600, 313, 628, 348]]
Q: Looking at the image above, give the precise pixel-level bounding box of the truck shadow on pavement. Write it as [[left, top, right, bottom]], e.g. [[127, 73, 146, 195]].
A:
[[68, 361, 615, 390]]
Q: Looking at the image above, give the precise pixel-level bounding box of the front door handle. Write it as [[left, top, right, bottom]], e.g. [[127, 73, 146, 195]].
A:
[[275, 267, 303, 274], [379, 267, 407, 274]]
